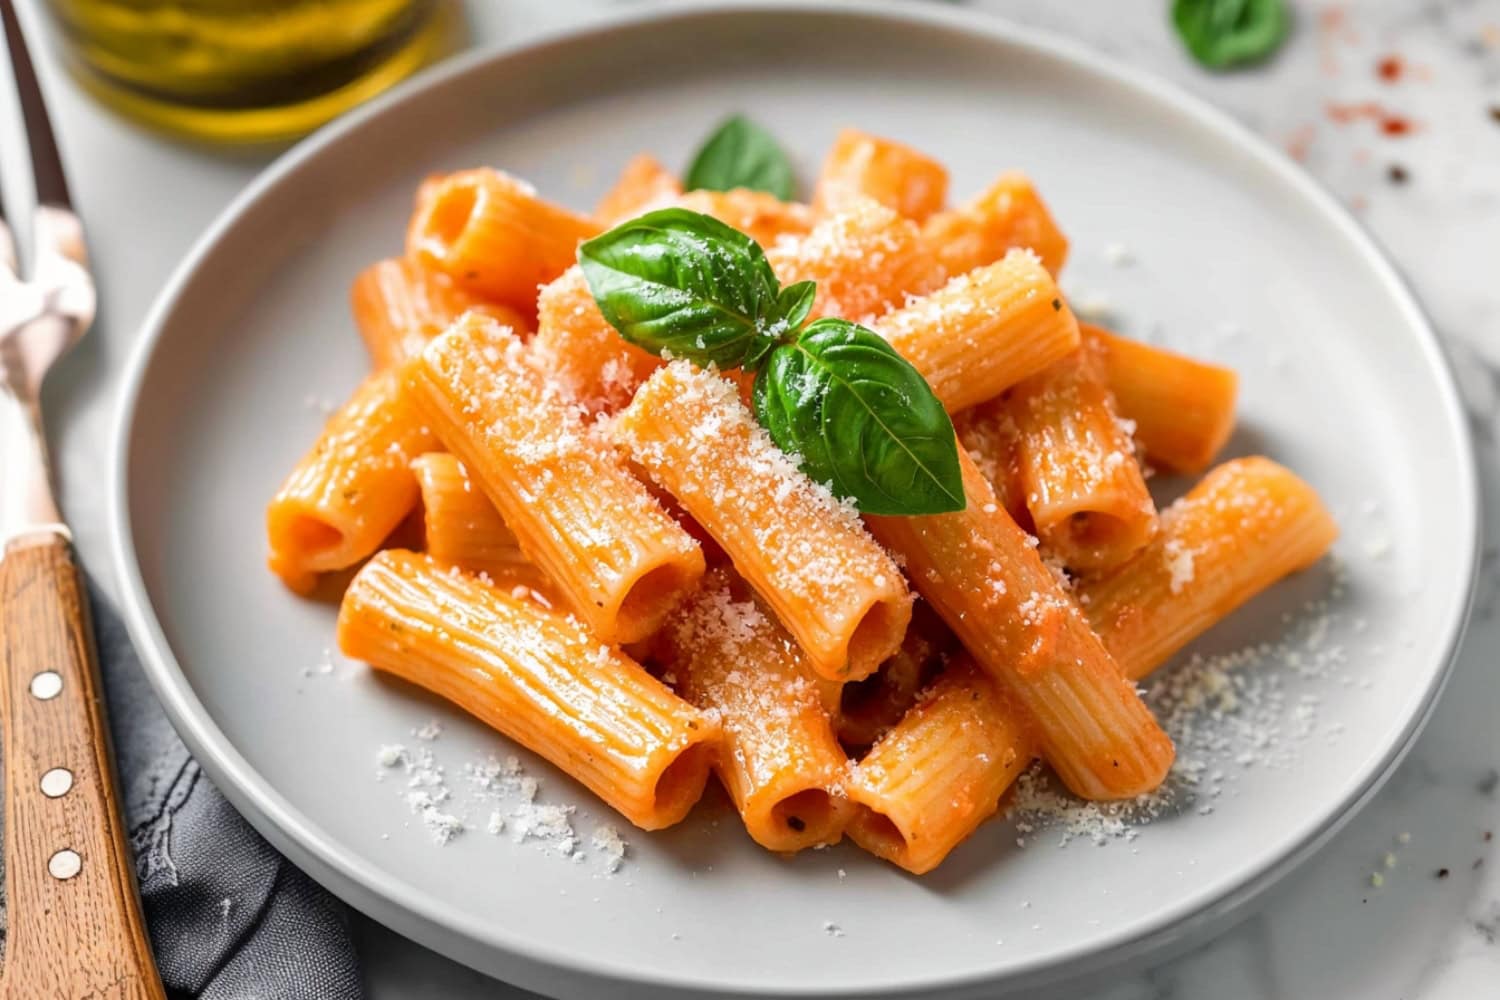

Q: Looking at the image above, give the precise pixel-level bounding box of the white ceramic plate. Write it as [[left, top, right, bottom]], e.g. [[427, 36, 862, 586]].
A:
[[110, 4, 1478, 997]]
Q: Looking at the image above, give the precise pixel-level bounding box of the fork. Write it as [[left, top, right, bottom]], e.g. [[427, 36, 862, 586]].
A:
[[0, 1, 164, 996]]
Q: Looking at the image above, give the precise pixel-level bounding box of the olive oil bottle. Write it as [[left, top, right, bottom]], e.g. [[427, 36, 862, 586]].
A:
[[44, 0, 443, 142]]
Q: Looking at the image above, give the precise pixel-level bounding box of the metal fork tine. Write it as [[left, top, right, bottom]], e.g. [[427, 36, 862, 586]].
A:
[[0, 0, 71, 211]]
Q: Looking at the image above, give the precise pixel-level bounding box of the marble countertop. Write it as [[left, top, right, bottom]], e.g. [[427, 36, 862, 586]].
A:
[[8, 0, 1498, 996]]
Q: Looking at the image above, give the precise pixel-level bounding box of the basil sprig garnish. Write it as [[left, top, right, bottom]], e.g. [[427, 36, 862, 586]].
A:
[[578, 209, 964, 516], [684, 115, 797, 200], [577, 209, 786, 369], [754, 319, 965, 515], [1171, 0, 1288, 70]]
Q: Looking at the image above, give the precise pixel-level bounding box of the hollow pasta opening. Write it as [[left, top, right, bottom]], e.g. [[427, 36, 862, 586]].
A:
[[1063, 510, 1133, 552], [844, 598, 907, 680], [420, 180, 480, 257], [648, 740, 715, 829], [770, 788, 839, 840], [851, 807, 908, 860], [282, 513, 344, 557], [615, 560, 701, 644]]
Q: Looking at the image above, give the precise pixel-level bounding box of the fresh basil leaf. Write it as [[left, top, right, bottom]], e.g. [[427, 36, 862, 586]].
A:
[[776, 281, 817, 331], [751, 280, 819, 364], [1171, 0, 1288, 70], [577, 208, 783, 369], [753, 319, 965, 516], [684, 115, 796, 200]]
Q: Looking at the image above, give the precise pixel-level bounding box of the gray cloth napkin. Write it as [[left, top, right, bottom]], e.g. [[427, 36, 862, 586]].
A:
[[0, 578, 365, 1000]]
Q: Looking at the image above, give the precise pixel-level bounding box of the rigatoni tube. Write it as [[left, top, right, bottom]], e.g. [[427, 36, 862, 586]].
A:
[[594, 154, 682, 225], [873, 249, 1081, 413], [266, 362, 436, 594], [834, 601, 953, 751], [921, 171, 1069, 277], [406, 168, 600, 308], [530, 266, 663, 415], [766, 196, 944, 324], [350, 257, 532, 370], [1081, 456, 1339, 680], [409, 452, 557, 602], [617, 361, 912, 682], [953, 402, 1032, 531], [1082, 324, 1239, 473], [338, 551, 719, 829], [655, 568, 852, 852], [812, 129, 949, 223], [865, 450, 1174, 800], [1005, 341, 1158, 575], [846, 657, 1034, 874], [404, 314, 704, 644]]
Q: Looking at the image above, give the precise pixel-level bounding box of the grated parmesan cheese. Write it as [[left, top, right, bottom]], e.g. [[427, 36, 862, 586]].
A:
[[1010, 577, 1353, 847]]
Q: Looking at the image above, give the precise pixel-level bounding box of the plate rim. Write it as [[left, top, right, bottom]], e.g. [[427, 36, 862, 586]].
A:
[[106, 2, 1482, 996]]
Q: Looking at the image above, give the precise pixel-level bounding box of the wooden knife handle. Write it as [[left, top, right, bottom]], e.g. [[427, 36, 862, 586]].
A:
[[0, 532, 164, 999]]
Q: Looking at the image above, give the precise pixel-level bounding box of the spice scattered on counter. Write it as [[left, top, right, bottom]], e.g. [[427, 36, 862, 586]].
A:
[[1286, 123, 1316, 161], [1489, 105, 1500, 126], [1318, 5, 1361, 75], [1327, 101, 1418, 137], [1387, 164, 1409, 184], [1436, 867, 1450, 879], [1376, 54, 1404, 82]]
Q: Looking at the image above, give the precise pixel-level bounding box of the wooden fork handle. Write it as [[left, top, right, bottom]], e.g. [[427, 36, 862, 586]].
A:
[[0, 531, 164, 999]]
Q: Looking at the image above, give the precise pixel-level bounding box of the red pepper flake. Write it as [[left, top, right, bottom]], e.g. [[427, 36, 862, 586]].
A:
[[1326, 101, 1419, 138], [1318, 5, 1358, 76], [1376, 55, 1404, 82]]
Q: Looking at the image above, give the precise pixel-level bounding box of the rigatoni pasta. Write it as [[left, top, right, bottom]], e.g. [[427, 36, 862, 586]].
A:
[[403, 314, 704, 644], [339, 551, 719, 829], [1082, 323, 1239, 473], [835, 601, 953, 750], [922, 171, 1069, 276], [1004, 340, 1158, 575], [767, 196, 944, 322], [595, 154, 683, 224], [530, 265, 663, 414], [266, 362, 436, 594], [952, 402, 1031, 529], [1081, 456, 1339, 680], [866, 452, 1175, 801], [268, 124, 1336, 876], [407, 167, 600, 307], [846, 657, 1034, 874], [618, 361, 911, 682], [873, 249, 1081, 413], [350, 257, 533, 369], [813, 128, 949, 223], [409, 452, 557, 600], [674, 188, 813, 248], [655, 568, 852, 851]]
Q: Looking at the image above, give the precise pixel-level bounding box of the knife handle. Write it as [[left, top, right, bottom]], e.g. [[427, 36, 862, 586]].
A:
[[0, 531, 164, 1000]]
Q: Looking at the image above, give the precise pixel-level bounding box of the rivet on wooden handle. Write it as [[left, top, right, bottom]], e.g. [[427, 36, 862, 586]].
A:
[[0, 532, 165, 999]]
